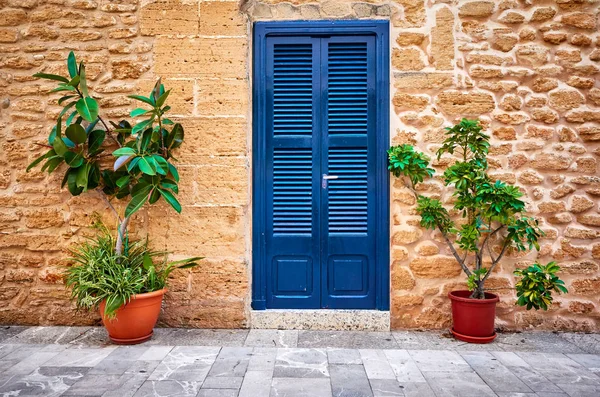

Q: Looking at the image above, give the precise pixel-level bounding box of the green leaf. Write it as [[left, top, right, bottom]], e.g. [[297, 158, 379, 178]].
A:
[[75, 97, 98, 122], [27, 150, 55, 172], [50, 85, 75, 93], [130, 108, 149, 117], [67, 75, 80, 87], [158, 189, 181, 213], [75, 163, 89, 189], [142, 252, 153, 270], [88, 129, 105, 153], [132, 119, 152, 135], [33, 72, 69, 83], [160, 178, 178, 193], [156, 89, 171, 108], [138, 157, 156, 175], [116, 175, 130, 188], [125, 192, 149, 217], [65, 124, 87, 145], [149, 188, 161, 204], [64, 151, 84, 168], [79, 63, 88, 97], [52, 137, 68, 157], [152, 155, 169, 175], [112, 147, 137, 156], [167, 123, 184, 149], [43, 156, 64, 173], [58, 95, 76, 105], [67, 52, 77, 78], [128, 94, 155, 106], [168, 163, 179, 182]]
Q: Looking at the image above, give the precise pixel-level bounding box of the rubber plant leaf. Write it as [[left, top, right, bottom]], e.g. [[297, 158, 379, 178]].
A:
[[67, 52, 77, 78], [75, 97, 98, 122], [33, 73, 69, 83], [158, 188, 181, 213], [65, 124, 87, 145]]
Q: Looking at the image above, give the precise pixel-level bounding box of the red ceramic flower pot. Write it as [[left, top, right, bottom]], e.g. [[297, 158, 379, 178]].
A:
[[99, 289, 166, 345], [448, 290, 499, 344]]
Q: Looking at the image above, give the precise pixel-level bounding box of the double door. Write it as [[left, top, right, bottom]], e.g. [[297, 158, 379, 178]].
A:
[[253, 22, 389, 310]]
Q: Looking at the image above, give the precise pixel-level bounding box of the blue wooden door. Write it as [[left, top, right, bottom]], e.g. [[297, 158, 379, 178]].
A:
[[253, 21, 389, 311]]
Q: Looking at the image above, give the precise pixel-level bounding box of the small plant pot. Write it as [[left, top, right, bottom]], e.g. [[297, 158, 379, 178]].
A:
[[448, 290, 499, 344], [99, 289, 166, 345]]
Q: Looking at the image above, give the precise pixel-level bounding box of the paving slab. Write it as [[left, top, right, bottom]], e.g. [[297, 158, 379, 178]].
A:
[[0, 326, 28, 343], [270, 377, 332, 397], [496, 333, 584, 353], [329, 364, 373, 397], [460, 351, 532, 393], [360, 349, 396, 380], [245, 329, 298, 348], [273, 348, 329, 378], [423, 371, 497, 397], [148, 346, 220, 382], [132, 379, 202, 397], [5, 326, 91, 345], [368, 379, 405, 396], [299, 331, 397, 349]]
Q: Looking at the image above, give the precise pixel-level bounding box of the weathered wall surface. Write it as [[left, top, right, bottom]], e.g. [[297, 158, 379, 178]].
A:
[[0, 0, 599, 331], [0, 0, 250, 328]]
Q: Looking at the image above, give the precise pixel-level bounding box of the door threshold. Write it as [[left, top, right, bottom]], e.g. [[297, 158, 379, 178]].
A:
[[251, 309, 390, 331]]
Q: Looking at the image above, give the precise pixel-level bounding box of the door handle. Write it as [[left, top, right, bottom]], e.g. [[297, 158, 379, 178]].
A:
[[322, 174, 338, 188]]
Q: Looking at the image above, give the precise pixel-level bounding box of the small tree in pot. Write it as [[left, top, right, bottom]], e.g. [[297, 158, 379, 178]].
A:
[[388, 119, 567, 343], [27, 52, 201, 344]]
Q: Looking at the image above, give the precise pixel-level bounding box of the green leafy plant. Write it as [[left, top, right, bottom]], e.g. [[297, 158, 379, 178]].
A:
[[65, 221, 202, 318], [514, 262, 568, 310], [389, 119, 567, 306], [28, 52, 185, 255]]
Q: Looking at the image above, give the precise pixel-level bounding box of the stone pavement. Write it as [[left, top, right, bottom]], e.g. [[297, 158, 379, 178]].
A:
[[1, 326, 600, 396]]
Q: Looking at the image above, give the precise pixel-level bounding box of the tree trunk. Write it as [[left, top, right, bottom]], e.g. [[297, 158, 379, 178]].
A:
[[470, 283, 486, 299], [115, 216, 131, 256]]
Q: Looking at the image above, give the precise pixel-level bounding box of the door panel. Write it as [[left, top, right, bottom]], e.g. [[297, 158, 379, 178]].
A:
[[321, 36, 377, 309], [265, 36, 321, 308]]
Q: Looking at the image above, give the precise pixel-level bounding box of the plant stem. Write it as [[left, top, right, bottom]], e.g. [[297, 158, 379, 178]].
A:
[[115, 215, 131, 256], [439, 227, 472, 277], [97, 189, 121, 222]]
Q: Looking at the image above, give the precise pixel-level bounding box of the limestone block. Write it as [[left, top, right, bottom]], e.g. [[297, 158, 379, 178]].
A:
[[409, 256, 462, 278], [155, 37, 246, 78], [430, 7, 454, 71], [198, 78, 248, 116], [200, 1, 246, 36], [196, 157, 248, 206], [140, 1, 200, 36], [175, 117, 247, 163]]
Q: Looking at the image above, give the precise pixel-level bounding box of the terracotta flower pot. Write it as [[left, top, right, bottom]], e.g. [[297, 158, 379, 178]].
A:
[[448, 290, 499, 344], [99, 289, 166, 345]]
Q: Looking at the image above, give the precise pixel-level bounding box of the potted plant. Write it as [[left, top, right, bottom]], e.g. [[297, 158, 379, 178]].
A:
[[26, 52, 201, 344], [388, 119, 567, 343]]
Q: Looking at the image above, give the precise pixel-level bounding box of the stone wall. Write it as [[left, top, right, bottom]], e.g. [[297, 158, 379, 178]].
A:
[[0, 0, 599, 331]]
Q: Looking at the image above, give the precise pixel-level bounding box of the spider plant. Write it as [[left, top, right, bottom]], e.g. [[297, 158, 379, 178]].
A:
[[65, 221, 202, 318]]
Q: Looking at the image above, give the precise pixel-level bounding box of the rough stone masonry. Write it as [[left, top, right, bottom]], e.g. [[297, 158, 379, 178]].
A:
[[0, 0, 599, 332]]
